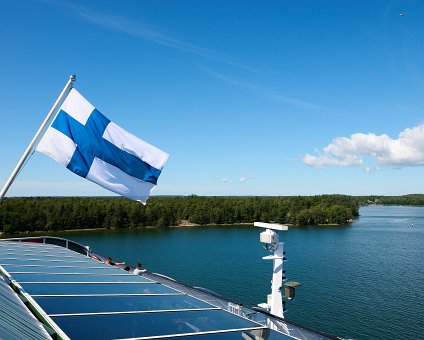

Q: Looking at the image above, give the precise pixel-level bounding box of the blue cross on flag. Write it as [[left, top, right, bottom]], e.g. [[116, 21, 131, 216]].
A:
[[36, 88, 169, 204]]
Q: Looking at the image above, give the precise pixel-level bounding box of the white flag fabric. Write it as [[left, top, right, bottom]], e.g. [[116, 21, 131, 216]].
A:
[[36, 88, 169, 204]]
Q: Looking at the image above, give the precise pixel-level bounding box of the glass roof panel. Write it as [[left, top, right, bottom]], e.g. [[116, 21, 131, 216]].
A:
[[164, 329, 293, 339], [35, 294, 213, 314], [0, 258, 102, 266], [0, 241, 87, 255], [0, 243, 74, 250], [0, 276, 51, 340], [51, 309, 259, 339], [0, 251, 87, 261], [0, 243, 63, 251], [0, 240, 89, 258], [0, 248, 72, 255], [21, 282, 178, 295], [0, 259, 111, 271], [0, 254, 78, 261], [11, 273, 153, 283], [1, 265, 124, 274]]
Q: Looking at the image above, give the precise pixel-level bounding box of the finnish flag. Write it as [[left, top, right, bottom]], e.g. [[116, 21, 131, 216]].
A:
[[36, 88, 169, 204]]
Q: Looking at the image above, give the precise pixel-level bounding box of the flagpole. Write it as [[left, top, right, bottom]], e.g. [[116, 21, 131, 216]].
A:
[[0, 75, 76, 200]]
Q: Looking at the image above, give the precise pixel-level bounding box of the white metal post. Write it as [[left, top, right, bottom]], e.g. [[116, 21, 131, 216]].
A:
[[255, 222, 293, 334], [0, 75, 76, 200], [270, 241, 284, 317]]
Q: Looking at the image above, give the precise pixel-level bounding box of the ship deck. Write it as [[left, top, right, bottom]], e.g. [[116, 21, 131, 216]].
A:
[[0, 237, 335, 340]]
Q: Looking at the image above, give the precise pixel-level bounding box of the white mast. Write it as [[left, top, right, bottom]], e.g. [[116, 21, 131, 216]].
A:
[[255, 222, 288, 317], [0, 75, 76, 200], [255, 221, 301, 335]]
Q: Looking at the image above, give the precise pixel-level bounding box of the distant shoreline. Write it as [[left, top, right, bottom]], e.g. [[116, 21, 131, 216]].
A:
[[1, 219, 356, 237]]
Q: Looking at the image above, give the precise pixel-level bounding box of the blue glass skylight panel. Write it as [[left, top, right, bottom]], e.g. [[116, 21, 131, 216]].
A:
[[35, 294, 213, 314], [0, 242, 63, 251], [0, 254, 79, 261], [11, 273, 153, 283], [0, 251, 86, 261], [0, 249, 72, 256], [0, 242, 62, 247], [164, 329, 293, 339], [0, 259, 112, 271], [0, 243, 73, 251], [1, 265, 124, 274], [51, 309, 260, 339], [21, 282, 178, 295], [0, 258, 98, 266], [0, 242, 87, 255], [0, 276, 51, 340]]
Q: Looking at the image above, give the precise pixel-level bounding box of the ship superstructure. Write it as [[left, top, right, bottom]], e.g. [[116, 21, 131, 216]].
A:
[[0, 236, 335, 339]]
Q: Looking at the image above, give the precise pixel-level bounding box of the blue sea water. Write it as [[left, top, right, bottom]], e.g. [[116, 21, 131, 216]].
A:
[[10, 205, 424, 339]]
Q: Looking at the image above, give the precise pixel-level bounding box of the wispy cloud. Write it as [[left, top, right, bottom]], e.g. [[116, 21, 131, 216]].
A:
[[50, 0, 253, 71], [215, 174, 256, 184], [204, 68, 331, 111], [303, 123, 424, 171], [49, 0, 331, 110], [239, 174, 255, 183]]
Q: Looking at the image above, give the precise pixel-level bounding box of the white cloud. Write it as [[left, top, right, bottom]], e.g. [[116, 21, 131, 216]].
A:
[[303, 124, 424, 170], [214, 174, 256, 184], [239, 174, 255, 183]]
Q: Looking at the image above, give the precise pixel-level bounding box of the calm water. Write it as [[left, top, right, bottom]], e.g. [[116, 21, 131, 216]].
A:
[[6, 205, 424, 339]]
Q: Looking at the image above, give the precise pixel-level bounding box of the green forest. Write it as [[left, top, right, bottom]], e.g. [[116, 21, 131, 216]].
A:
[[1, 194, 423, 234], [0, 195, 361, 233]]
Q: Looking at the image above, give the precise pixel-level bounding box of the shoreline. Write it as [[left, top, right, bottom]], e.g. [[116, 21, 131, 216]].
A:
[[1, 220, 354, 237]]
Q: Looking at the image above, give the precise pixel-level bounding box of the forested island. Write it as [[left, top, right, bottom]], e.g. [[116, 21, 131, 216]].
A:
[[0, 194, 423, 234]]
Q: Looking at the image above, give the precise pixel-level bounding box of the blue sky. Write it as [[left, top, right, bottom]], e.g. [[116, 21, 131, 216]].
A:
[[1, 0, 424, 197]]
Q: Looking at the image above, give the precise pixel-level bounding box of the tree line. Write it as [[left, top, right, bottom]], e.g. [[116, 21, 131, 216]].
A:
[[368, 194, 424, 206], [0, 195, 361, 233]]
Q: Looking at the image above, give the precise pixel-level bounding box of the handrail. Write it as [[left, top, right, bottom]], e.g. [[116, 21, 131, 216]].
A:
[[0, 236, 90, 257]]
